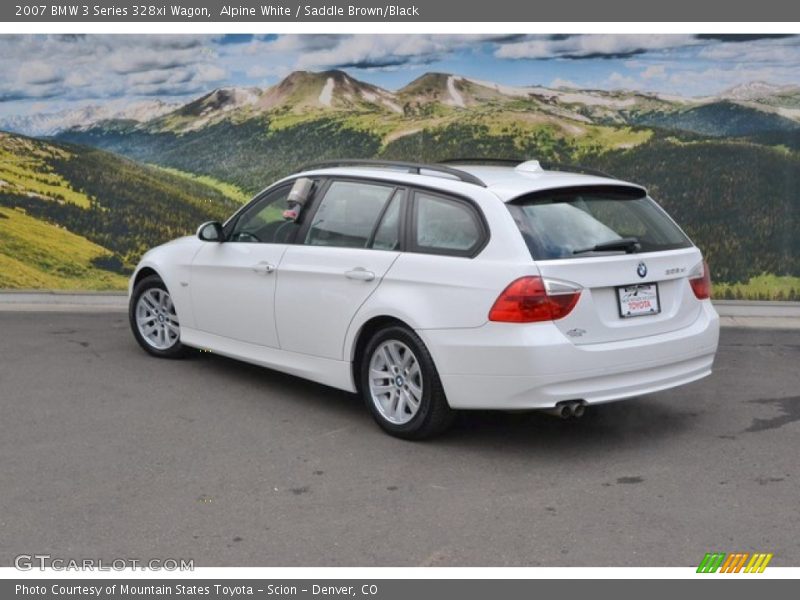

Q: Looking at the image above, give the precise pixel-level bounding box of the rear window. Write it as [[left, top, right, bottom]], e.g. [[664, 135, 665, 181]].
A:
[[506, 186, 692, 260]]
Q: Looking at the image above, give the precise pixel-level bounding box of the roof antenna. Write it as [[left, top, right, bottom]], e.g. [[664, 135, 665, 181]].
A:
[[515, 160, 543, 173]]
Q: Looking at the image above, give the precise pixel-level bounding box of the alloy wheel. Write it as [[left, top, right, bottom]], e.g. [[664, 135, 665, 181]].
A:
[[368, 340, 423, 425], [135, 288, 180, 350]]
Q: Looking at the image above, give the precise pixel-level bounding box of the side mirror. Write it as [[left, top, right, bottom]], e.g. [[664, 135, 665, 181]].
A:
[[197, 221, 224, 242]]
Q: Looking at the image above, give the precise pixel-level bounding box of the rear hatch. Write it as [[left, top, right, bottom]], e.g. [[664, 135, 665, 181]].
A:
[[507, 184, 704, 345]]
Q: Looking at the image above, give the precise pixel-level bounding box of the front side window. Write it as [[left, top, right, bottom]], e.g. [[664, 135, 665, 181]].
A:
[[413, 191, 483, 255], [305, 181, 395, 248], [507, 186, 692, 260], [229, 186, 298, 244]]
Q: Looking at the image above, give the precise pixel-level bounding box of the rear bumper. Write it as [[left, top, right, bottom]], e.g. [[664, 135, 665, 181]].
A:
[[418, 301, 720, 410]]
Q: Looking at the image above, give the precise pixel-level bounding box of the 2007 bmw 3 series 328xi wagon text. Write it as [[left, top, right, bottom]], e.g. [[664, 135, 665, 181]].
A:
[[129, 159, 719, 439]]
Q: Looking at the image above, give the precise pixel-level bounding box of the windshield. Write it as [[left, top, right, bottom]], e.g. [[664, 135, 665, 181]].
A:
[[506, 186, 693, 260]]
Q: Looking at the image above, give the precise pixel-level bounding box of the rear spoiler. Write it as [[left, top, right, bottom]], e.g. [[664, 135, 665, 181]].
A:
[[507, 184, 648, 204]]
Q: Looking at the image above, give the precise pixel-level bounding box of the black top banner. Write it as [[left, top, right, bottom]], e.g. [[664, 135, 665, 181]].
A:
[[3, 0, 800, 22]]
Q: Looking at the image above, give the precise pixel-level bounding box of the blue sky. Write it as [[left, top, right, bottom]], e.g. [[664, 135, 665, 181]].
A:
[[1, 34, 799, 117]]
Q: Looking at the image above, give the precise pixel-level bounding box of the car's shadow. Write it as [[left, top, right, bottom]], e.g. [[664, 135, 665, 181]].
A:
[[187, 349, 697, 453], [447, 401, 695, 452]]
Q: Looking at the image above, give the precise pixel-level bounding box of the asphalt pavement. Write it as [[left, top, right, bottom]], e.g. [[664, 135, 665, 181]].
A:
[[0, 312, 798, 567]]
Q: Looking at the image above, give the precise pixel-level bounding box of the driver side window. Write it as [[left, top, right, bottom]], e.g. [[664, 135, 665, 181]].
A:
[[229, 186, 296, 244]]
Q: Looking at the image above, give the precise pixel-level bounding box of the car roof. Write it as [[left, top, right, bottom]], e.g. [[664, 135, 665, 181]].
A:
[[294, 162, 645, 203]]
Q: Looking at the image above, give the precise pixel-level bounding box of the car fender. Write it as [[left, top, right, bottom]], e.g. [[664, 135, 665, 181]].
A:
[[129, 236, 204, 328], [343, 302, 424, 365]]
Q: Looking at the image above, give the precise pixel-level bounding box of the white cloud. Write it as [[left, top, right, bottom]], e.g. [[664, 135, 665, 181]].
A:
[[64, 72, 90, 88], [1, 34, 799, 117], [495, 35, 700, 60], [0, 34, 228, 106], [250, 34, 507, 70], [698, 37, 800, 63], [641, 65, 667, 80], [608, 72, 638, 88], [19, 61, 62, 85], [194, 64, 227, 83], [256, 34, 343, 54], [244, 63, 292, 82], [127, 69, 188, 87]]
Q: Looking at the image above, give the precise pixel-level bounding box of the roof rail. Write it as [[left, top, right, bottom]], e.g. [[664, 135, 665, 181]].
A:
[[440, 157, 616, 179], [439, 158, 521, 166], [298, 159, 487, 187]]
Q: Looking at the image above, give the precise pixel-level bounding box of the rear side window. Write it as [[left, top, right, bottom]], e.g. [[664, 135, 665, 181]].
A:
[[305, 181, 395, 248], [507, 186, 692, 260], [412, 191, 484, 256]]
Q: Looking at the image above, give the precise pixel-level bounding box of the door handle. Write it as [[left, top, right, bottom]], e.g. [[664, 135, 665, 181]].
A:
[[345, 268, 375, 282], [252, 262, 276, 274]]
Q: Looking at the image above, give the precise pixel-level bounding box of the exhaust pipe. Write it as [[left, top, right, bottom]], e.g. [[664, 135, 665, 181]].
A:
[[542, 401, 586, 419], [543, 404, 573, 419]]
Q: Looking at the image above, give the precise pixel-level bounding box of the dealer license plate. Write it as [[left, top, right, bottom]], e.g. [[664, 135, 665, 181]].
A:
[[617, 283, 660, 318]]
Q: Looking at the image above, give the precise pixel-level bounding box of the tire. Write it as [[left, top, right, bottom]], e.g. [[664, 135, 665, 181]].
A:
[[360, 325, 455, 440], [129, 274, 189, 359]]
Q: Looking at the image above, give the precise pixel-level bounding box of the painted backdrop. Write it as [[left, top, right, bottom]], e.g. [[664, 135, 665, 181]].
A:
[[0, 34, 798, 298]]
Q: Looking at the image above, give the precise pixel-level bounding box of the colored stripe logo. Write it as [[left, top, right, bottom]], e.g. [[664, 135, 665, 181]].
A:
[[697, 552, 773, 573]]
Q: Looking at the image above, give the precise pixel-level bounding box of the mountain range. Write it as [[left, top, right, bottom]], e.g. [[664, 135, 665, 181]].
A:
[[0, 99, 180, 138], [1, 69, 799, 293], [3, 70, 800, 138]]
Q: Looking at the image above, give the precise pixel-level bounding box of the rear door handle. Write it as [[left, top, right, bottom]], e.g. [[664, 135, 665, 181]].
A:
[[345, 268, 375, 282], [252, 262, 276, 274]]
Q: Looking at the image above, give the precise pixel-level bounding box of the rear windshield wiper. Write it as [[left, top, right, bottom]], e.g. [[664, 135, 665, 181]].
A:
[[573, 237, 641, 255]]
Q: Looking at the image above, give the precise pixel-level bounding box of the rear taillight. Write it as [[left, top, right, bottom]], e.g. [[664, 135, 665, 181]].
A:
[[689, 260, 711, 300], [489, 276, 582, 323]]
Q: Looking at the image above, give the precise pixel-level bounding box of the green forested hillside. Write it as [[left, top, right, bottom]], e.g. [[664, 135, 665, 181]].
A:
[[0, 131, 240, 288], [631, 101, 800, 137], [60, 117, 384, 195], [588, 137, 800, 283], [59, 114, 800, 287], [381, 122, 577, 163], [61, 112, 652, 192]]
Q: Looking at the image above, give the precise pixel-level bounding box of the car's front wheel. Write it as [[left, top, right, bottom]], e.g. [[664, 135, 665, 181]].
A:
[[360, 325, 455, 439], [129, 274, 188, 358]]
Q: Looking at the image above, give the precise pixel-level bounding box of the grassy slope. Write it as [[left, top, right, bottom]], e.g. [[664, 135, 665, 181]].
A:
[[714, 274, 800, 301], [149, 164, 251, 203], [0, 207, 126, 289], [0, 131, 242, 290], [0, 133, 92, 208]]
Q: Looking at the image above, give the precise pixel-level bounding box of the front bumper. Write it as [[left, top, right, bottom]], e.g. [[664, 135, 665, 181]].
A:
[[418, 301, 720, 410]]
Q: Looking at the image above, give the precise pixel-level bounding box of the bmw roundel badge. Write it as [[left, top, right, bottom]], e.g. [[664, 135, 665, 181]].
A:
[[637, 262, 648, 278]]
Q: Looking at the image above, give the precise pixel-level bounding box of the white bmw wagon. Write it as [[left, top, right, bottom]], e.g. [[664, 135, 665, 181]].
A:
[[129, 159, 719, 439]]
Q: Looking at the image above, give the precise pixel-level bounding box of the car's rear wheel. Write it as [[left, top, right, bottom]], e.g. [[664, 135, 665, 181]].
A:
[[360, 325, 455, 439], [129, 274, 188, 358]]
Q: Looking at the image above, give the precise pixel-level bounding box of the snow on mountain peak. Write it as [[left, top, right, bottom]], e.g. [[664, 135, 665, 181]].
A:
[[0, 99, 179, 137], [721, 81, 786, 101]]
